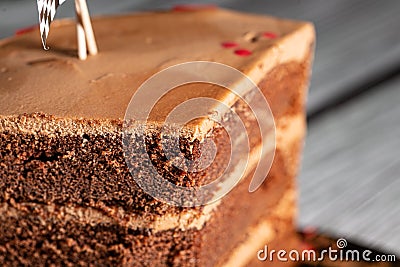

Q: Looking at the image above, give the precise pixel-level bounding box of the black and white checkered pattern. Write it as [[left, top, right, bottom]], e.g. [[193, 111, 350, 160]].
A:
[[37, 0, 66, 49]]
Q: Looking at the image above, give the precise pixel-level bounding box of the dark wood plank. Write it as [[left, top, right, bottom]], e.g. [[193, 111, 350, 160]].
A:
[[299, 75, 400, 255]]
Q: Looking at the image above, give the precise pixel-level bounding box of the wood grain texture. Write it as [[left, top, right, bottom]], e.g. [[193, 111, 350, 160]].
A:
[[299, 75, 400, 255]]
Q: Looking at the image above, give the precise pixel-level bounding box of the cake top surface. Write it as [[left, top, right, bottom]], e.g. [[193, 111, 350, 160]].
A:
[[0, 8, 313, 122]]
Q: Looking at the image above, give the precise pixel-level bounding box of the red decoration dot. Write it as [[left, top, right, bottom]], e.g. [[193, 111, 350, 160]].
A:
[[234, 49, 252, 56], [300, 242, 316, 252], [15, 25, 37, 36], [262, 32, 278, 39], [221, 42, 238, 48], [172, 4, 217, 12]]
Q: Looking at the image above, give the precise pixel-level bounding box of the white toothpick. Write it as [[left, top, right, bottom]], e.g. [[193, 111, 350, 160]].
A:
[[77, 0, 98, 56], [75, 0, 87, 60]]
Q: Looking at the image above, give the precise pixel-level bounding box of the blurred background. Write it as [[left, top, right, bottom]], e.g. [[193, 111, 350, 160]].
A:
[[1, 0, 399, 256]]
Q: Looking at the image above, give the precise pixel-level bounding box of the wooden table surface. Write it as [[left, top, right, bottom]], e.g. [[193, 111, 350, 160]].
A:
[[1, 0, 399, 256]]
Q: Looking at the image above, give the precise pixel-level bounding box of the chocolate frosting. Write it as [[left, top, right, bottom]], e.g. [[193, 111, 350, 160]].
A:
[[0, 9, 313, 120]]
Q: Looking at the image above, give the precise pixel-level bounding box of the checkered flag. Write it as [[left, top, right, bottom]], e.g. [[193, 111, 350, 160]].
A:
[[36, 0, 98, 59], [37, 0, 67, 50]]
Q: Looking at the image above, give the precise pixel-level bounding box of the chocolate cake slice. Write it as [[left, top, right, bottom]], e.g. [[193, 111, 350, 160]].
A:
[[0, 8, 314, 266]]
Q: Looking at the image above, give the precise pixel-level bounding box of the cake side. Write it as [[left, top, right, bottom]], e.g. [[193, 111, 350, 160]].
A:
[[0, 8, 314, 206], [0, 56, 312, 221]]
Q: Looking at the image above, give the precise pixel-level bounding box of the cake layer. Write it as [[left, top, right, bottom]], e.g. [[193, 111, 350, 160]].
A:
[[0, 10, 314, 190], [0, 177, 296, 267], [0, 8, 314, 213], [0, 110, 303, 223], [0, 112, 303, 224], [0, 56, 311, 217]]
